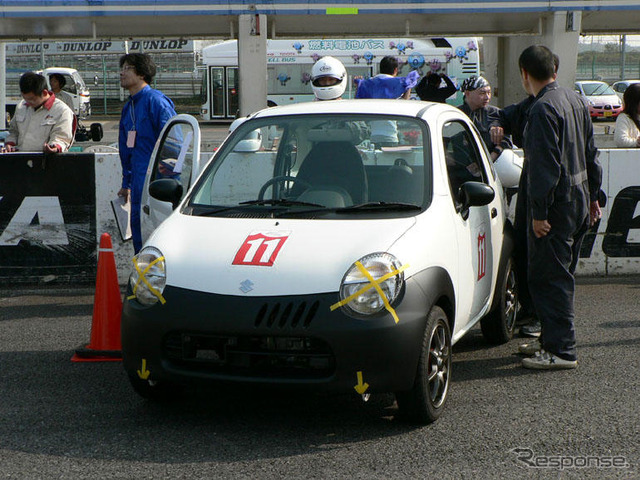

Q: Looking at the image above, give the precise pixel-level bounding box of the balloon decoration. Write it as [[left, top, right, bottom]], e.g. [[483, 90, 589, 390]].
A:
[[277, 72, 291, 86]]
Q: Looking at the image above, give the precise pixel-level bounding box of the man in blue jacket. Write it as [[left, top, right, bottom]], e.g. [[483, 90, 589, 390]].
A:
[[118, 53, 176, 253], [355, 56, 419, 147]]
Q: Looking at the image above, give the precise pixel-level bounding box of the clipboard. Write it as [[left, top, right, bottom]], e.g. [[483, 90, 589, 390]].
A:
[[111, 196, 132, 241]]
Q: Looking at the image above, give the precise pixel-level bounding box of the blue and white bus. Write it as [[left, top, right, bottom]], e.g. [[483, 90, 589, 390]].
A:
[[200, 37, 480, 120]]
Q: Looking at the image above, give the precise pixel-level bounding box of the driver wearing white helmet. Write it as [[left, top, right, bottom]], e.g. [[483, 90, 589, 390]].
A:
[[309, 56, 370, 144], [311, 56, 347, 101]]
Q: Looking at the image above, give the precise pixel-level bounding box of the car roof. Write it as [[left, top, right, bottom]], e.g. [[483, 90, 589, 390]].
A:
[[576, 80, 607, 85], [41, 67, 77, 75], [249, 99, 458, 120]]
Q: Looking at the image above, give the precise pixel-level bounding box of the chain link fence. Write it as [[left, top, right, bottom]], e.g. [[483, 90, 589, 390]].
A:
[[5, 50, 204, 116]]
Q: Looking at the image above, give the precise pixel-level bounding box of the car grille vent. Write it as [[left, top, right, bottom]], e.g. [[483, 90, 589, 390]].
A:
[[224, 212, 274, 219], [163, 332, 335, 379], [201, 212, 321, 219], [254, 300, 319, 329]]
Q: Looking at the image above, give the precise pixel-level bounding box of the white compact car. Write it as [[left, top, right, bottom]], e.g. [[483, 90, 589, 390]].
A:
[[121, 100, 520, 424]]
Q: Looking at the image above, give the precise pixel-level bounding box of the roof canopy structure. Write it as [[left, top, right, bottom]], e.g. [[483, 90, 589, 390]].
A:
[[0, 1, 639, 39]]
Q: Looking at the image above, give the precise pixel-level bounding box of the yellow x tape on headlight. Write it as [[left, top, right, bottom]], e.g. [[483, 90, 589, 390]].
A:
[[330, 262, 408, 323], [127, 256, 167, 305]]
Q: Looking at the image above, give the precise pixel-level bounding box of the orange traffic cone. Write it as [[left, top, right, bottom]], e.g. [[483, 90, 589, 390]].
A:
[[71, 233, 123, 362]]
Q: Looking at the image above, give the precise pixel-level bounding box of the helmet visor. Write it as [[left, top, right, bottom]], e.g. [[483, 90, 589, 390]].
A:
[[312, 76, 342, 88]]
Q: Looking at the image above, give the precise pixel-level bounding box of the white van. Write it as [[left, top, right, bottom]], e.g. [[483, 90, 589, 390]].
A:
[[39, 67, 92, 119]]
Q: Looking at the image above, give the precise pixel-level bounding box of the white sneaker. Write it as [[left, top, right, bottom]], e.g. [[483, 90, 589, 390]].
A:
[[518, 341, 541, 356], [522, 350, 577, 370]]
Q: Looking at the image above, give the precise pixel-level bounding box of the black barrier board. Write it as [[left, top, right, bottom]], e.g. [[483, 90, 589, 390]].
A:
[[0, 153, 97, 285]]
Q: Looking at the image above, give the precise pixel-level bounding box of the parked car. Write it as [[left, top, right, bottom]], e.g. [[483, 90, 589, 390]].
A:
[[611, 79, 640, 102], [121, 100, 521, 424], [574, 81, 623, 119]]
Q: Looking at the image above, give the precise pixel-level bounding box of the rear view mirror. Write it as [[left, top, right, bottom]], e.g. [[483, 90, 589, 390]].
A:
[[149, 178, 183, 210], [458, 181, 495, 220]]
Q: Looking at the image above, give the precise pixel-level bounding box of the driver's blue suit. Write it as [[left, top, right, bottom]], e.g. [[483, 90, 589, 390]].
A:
[[119, 85, 176, 253]]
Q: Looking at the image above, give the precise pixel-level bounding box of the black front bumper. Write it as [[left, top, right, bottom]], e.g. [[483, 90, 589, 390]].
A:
[[121, 277, 434, 394]]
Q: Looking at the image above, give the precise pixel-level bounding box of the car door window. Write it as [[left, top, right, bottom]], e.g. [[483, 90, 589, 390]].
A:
[[442, 120, 488, 205], [150, 121, 195, 202]]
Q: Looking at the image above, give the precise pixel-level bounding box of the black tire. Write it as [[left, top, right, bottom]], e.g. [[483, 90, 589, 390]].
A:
[[480, 257, 518, 344], [127, 373, 182, 401], [396, 306, 451, 425]]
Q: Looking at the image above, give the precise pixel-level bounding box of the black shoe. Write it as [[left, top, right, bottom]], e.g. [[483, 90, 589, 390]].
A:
[[520, 319, 541, 338]]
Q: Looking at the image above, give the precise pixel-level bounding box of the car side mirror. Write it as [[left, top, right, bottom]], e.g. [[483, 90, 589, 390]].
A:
[[149, 178, 183, 210], [457, 181, 495, 220]]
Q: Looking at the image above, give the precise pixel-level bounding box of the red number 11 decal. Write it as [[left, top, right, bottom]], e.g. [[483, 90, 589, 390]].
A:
[[477, 232, 486, 281], [232, 233, 289, 266]]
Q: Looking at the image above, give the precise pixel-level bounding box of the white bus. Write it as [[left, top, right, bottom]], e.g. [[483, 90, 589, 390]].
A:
[[200, 37, 480, 120]]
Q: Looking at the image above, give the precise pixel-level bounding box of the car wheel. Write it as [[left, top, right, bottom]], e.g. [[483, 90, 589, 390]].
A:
[[480, 257, 518, 344], [395, 305, 451, 424], [127, 373, 182, 401]]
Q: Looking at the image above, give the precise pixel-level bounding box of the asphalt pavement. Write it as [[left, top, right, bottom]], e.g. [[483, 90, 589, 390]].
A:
[[0, 277, 638, 479]]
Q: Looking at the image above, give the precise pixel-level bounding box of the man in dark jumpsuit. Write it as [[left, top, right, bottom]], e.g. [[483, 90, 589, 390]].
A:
[[517, 45, 602, 370], [497, 54, 559, 340]]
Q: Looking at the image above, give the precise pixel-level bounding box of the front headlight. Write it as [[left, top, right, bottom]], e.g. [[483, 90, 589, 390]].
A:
[[129, 247, 166, 306], [339, 252, 405, 317]]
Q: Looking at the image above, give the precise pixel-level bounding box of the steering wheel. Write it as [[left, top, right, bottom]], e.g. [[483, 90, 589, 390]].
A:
[[257, 175, 311, 200]]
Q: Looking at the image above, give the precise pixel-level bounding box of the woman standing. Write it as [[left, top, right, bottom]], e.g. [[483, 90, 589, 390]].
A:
[[614, 83, 640, 147]]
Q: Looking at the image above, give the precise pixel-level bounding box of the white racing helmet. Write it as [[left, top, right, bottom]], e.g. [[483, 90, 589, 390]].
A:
[[493, 149, 523, 188], [311, 56, 347, 101], [228, 117, 262, 152]]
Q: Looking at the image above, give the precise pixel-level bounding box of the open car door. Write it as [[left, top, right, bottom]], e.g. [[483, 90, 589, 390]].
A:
[[140, 114, 201, 242]]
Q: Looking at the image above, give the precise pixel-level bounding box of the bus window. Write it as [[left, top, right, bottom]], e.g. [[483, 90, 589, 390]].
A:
[[227, 67, 239, 119]]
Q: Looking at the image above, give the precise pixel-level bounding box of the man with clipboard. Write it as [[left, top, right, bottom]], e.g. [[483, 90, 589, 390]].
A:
[[117, 53, 176, 253]]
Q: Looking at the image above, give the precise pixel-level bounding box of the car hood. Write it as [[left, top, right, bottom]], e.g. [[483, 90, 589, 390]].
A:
[[145, 214, 417, 296], [586, 93, 620, 105]]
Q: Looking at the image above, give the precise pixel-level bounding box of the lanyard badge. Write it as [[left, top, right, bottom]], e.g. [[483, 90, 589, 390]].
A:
[[126, 98, 137, 148]]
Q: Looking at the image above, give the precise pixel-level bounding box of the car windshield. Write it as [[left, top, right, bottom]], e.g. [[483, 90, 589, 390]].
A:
[[582, 82, 615, 96], [188, 113, 430, 218]]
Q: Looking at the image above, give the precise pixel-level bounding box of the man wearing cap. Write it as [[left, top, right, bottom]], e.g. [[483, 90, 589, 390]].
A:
[[459, 75, 512, 161]]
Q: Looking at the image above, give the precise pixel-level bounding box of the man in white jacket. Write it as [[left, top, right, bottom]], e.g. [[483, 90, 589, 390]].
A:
[[3, 72, 74, 153]]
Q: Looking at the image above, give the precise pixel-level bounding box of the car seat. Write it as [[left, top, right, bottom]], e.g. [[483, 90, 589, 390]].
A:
[[292, 141, 368, 205]]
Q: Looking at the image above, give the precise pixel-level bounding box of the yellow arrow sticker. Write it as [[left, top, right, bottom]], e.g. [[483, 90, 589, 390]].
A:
[[354, 370, 369, 395], [137, 358, 150, 380], [330, 262, 408, 323]]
